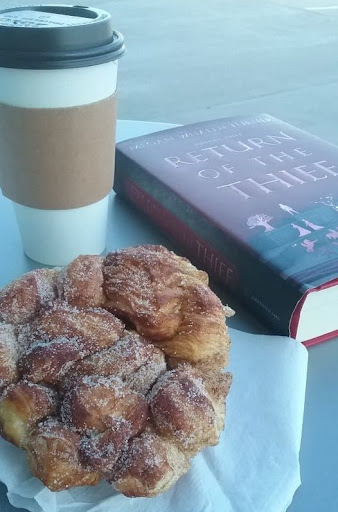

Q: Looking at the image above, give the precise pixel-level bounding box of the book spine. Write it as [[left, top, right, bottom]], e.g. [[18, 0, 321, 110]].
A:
[[114, 152, 303, 336]]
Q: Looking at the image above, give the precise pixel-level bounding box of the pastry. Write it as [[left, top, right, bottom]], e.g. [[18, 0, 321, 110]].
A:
[[103, 245, 231, 368], [149, 364, 232, 455], [17, 303, 124, 385], [0, 381, 58, 448], [79, 421, 131, 474], [0, 323, 19, 391], [66, 332, 167, 394], [0, 268, 58, 325], [0, 245, 233, 497], [103, 245, 208, 341], [56, 255, 105, 308], [61, 375, 148, 435], [26, 418, 100, 491], [111, 428, 190, 497]]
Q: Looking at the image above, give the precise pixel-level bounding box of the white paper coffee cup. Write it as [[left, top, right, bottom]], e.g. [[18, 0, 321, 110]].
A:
[[0, 5, 125, 266]]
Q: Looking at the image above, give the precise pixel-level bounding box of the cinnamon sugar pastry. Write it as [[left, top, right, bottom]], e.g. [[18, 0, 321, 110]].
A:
[[149, 364, 232, 456], [66, 332, 166, 395], [103, 245, 231, 368], [57, 255, 105, 308], [0, 245, 233, 497], [0, 268, 58, 325], [111, 428, 190, 497], [27, 418, 100, 491], [17, 303, 124, 385], [0, 323, 18, 391], [0, 381, 58, 448]]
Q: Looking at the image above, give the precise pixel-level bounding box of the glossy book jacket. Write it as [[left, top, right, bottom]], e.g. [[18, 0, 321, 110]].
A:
[[114, 114, 338, 344]]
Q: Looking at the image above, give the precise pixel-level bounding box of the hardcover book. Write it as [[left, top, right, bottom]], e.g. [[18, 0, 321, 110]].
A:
[[114, 114, 338, 346]]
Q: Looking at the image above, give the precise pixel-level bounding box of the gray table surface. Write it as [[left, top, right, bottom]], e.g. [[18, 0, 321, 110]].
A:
[[0, 120, 337, 512]]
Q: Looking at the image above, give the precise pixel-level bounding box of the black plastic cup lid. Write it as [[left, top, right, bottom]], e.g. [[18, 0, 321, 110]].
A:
[[0, 4, 125, 69]]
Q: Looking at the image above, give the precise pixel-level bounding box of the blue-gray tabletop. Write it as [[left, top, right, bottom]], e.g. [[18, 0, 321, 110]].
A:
[[0, 121, 337, 512]]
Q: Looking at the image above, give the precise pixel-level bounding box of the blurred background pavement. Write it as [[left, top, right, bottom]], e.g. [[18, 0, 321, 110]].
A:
[[3, 0, 338, 142]]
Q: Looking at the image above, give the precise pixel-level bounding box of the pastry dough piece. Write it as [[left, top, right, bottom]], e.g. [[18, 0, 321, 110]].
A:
[[18, 302, 124, 351], [111, 429, 190, 497], [57, 255, 105, 308], [61, 375, 148, 435], [149, 365, 227, 455], [197, 364, 233, 432], [79, 418, 131, 473], [0, 269, 59, 325], [27, 418, 100, 491], [126, 352, 166, 395], [0, 381, 58, 447], [0, 323, 18, 391], [103, 245, 230, 368], [18, 304, 124, 385], [103, 245, 208, 341], [67, 332, 166, 394], [19, 336, 89, 385], [157, 281, 231, 368]]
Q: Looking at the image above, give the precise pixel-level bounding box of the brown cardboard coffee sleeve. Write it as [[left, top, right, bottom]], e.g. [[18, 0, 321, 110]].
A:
[[0, 95, 116, 210]]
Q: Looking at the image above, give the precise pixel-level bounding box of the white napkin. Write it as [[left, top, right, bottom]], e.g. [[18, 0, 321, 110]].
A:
[[0, 329, 308, 512]]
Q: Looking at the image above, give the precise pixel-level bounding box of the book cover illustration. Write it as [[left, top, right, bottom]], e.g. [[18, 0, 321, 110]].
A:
[[247, 198, 338, 287]]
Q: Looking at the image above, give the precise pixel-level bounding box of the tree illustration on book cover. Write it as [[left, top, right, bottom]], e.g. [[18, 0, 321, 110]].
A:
[[247, 214, 275, 232]]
